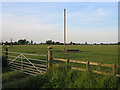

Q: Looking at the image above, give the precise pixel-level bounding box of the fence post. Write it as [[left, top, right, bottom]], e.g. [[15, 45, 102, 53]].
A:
[[86, 61, 89, 71], [66, 58, 69, 65], [5, 48, 8, 67], [46, 55, 48, 69], [66, 58, 69, 70], [112, 64, 116, 75], [48, 50, 52, 69], [66, 58, 69, 67]]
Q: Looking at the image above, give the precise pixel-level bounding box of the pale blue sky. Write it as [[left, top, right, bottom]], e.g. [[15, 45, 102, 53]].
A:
[[2, 2, 118, 43]]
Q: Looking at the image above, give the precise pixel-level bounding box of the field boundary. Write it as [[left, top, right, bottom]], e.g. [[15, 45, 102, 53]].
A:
[[53, 58, 120, 77], [53, 58, 120, 68], [4, 47, 120, 77]]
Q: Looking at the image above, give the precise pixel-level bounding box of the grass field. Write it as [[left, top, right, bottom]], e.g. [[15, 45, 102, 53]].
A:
[[2, 45, 120, 88], [2, 45, 118, 64]]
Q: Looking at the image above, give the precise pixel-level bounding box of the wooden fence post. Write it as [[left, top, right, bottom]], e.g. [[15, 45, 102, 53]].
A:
[[66, 59, 69, 70], [86, 61, 89, 71], [46, 55, 48, 69], [5, 48, 8, 67], [48, 50, 52, 69], [112, 64, 116, 75], [66, 58, 69, 65]]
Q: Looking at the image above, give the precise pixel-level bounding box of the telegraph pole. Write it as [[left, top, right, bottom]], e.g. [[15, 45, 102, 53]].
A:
[[64, 9, 66, 52]]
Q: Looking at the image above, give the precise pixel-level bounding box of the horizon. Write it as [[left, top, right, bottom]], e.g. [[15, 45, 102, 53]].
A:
[[2, 2, 118, 43], [1, 39, 118, 44]]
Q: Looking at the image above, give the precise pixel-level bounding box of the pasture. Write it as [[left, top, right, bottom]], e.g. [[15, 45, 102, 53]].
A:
[[2, 45, 120, 88], [2, 45, 118, 64]]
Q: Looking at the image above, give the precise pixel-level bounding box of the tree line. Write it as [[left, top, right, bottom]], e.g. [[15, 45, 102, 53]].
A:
[[0, 39, 63, 45], [0, 39, 120, 45], [1, 39, 33, 45]]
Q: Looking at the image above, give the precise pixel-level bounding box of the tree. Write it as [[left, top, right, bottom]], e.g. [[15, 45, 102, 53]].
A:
[[31, 40, 33, 45], [46, 40, 53, 45], [14, 42, 18, 45], [56, 42, 60, 45], [5, 41, 9, 45], [18, 39, 29, 45], [85, 42, 87, 45], [100, 43, 103, 45], [70, 41, 73, 45]]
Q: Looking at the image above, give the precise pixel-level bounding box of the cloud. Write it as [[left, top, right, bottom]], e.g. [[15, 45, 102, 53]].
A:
[[1, 2, 117, 43], [67, 7, 109, 25], [96, 8, 105, 15]]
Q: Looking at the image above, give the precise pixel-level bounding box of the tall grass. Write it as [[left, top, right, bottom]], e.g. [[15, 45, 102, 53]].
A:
[[3, 63, 119, 88], [2, 70, 26, 84]]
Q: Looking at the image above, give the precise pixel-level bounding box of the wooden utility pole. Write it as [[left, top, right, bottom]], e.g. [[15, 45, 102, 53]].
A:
[[64, 9, 66, 52]]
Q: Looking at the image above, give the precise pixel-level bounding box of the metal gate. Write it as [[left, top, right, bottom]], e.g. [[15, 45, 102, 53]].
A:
[[4, 50, 48, 76]]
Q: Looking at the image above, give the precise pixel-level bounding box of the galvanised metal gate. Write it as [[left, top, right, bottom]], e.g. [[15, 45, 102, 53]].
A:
[[4, 49, 48, 76]]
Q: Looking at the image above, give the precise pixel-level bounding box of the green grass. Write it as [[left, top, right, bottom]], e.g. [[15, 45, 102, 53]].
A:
[[3, 64, 120, 88], [2, 70, 27, 84], [2, 45, 118, 64], [1, 45, 120, 88], [2, 67, 11, 74], [2, 45, 119, 75]]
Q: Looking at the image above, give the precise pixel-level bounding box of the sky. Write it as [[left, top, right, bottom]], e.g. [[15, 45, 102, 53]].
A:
[[1, 2, 118, 43], [1, 0, 119, 2]]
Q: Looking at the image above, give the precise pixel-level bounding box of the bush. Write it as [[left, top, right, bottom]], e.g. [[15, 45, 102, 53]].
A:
[[44, 63, 71, 88]]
